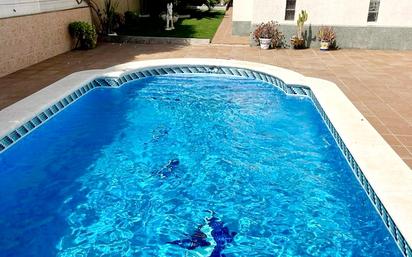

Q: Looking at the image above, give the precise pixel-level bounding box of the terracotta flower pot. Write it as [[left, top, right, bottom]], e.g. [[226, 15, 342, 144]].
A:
[[259, 38, 272, 50]]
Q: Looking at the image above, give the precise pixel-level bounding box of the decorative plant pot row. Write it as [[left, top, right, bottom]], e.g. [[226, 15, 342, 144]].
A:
[[254, 11, 337, 51], [258, 37, 333, 51]]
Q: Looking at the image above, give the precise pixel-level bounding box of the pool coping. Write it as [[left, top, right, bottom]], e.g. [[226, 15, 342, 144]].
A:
[[0, 58, 411, 256], [103, 35, 211, 45]]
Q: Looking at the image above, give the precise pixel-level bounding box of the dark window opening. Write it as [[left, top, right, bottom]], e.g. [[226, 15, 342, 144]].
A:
[[285, 0, 296, 21], [367, 0, 380, 22]]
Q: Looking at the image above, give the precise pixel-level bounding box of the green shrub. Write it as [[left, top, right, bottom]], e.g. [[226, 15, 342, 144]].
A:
[[124, 11, 139, 26], [68, 21, 97, 50]]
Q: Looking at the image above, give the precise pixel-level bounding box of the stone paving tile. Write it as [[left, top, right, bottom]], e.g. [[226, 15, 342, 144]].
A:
[[393, 145, 412, 159], [0, 43, 412, 168]]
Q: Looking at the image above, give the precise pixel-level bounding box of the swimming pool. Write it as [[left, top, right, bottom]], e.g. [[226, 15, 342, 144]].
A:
[[0, 60, 411, 257]]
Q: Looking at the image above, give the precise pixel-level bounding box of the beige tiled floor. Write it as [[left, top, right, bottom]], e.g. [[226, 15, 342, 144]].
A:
[[1, 43, 412, 168]]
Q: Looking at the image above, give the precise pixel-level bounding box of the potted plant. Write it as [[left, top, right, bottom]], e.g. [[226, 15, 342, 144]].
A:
[[252, 21, 284, 50], [290, 10, 308, 49], [317, 26, 336, 50]]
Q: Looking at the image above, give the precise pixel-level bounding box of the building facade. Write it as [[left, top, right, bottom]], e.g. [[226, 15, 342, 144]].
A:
[[233, 0, 412, 50]]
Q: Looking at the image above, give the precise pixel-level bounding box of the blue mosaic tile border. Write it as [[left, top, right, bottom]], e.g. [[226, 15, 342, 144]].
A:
[[0, 66, 311, 153], [0, 82, 96, 152], [309, 90, 412, 257], [96, 65, 313, 98], [0, 65, 410, 257]]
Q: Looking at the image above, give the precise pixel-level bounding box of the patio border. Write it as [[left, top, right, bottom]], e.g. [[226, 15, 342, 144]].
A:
[[0, 59, 411, 256], [103, 35, 211, 45]]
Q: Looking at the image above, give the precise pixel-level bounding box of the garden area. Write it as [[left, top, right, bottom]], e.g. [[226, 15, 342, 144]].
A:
[[117, 9, 225, 39], [69, 0, 228, 50]]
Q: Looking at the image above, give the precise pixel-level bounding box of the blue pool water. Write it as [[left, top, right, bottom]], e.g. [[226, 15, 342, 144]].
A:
[[0, 74, 403, 257]]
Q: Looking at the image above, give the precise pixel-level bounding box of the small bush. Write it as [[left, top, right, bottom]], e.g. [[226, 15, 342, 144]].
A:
[[124, 11, 139, 26], [115, 12, 125, 28], [329, 40, 340, 50], [69, 21, 97, 50]]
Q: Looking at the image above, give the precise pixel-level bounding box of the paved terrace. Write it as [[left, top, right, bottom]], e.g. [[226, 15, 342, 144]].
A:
[[0, 43, 412, 168]]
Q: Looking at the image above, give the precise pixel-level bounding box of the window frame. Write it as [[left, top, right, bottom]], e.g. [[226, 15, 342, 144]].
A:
[[367, 0, 381, 22], [284, 0, 297, 21]]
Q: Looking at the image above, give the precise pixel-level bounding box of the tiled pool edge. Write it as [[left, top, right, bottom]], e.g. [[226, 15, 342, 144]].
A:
[[0, 59, 411, 256], [0, 82, 96, 152], [310, 92, 412, 257], [0, 65, 312, 153]]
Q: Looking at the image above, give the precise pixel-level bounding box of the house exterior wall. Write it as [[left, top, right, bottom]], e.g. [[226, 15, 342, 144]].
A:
[[232, 0, 412, 50], [377, 0, 412, 27], [232, 0, 253, 21], [232, 0, 253, 35], [0, 7, 92, 77]]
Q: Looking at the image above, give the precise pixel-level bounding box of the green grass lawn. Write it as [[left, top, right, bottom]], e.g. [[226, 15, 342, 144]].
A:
[[118, 10, 225, 39]]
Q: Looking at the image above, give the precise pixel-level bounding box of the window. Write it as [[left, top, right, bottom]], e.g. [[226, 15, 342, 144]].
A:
[[367, 0, 380, 22], [285, 0, 296, 21]]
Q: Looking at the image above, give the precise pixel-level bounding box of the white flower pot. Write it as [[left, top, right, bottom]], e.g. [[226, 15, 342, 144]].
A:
[[259, 38, 272, 50], [320, 40, 330, 51]]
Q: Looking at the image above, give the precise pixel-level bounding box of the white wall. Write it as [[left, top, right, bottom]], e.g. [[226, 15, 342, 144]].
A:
[[0, 0, 87, 18], [377, 0, 412, 27], [252, 0, 285, 24], [232, 0, 253, 21], [292, 0, 370, 26], [234, 0, 412, 27]]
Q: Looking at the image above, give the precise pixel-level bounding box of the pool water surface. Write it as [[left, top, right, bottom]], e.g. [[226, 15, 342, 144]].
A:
[[0, 74, 403, 256]]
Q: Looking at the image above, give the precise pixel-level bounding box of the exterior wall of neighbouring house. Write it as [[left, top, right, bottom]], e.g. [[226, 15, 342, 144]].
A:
[[0, 0, 88, 18], [0, 7, 92, 77], [232, 0, 412, 50]]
